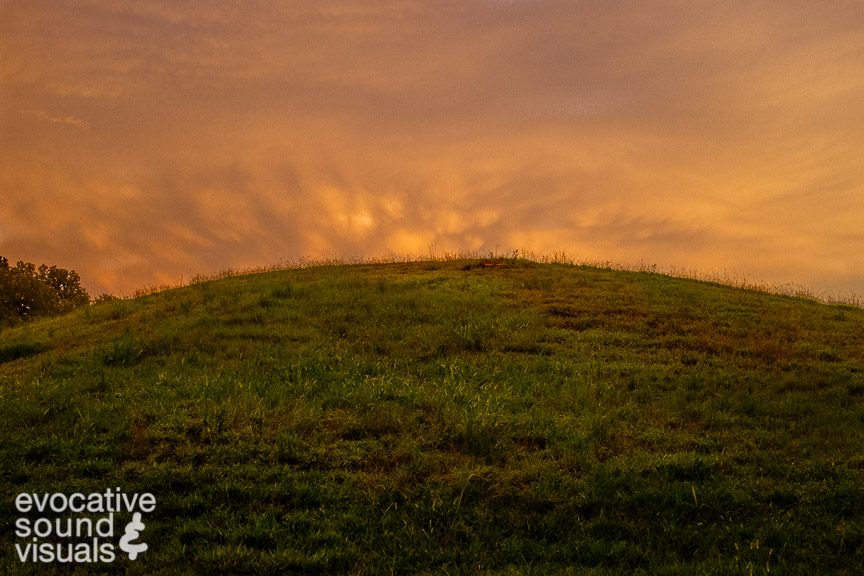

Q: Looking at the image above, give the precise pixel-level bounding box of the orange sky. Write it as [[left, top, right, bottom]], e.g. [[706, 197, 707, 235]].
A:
[[2, 1, 863, 298]]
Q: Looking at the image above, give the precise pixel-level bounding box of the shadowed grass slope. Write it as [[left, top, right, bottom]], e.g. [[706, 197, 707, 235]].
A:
[[1, 259, 863, 574]]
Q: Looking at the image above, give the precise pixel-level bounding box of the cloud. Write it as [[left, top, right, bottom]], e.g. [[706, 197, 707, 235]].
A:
[[1, 0, 863, 298], [20, 110, 88, 129]]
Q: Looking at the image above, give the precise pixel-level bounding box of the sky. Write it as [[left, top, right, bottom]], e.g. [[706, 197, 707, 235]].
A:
[[2, 0, 863, 298]]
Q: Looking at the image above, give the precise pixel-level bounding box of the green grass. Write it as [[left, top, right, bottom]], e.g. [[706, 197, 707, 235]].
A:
[[1, 258, 863, 574]]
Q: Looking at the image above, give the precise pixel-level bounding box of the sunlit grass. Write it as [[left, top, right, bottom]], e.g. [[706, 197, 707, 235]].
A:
[[2, 258, 863, 574]]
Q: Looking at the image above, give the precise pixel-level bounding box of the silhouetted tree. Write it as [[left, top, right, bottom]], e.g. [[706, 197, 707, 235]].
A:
[[37, 263, 90, 312], [0, 256, 90, 325]]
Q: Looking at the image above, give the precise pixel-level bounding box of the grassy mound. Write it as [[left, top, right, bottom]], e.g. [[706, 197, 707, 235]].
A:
[[2, 259, 863, 574]]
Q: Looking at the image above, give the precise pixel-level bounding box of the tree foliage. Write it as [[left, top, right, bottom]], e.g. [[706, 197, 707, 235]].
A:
[[0, 256, 90, 325]]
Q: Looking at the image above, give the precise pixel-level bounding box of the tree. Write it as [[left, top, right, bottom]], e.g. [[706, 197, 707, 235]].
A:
[[0, 257, 91, 325], [37, 264, 90, 312]]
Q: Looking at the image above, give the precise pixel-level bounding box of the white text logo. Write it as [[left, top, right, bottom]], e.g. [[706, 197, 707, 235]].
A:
[[13, 488, 155, 564]]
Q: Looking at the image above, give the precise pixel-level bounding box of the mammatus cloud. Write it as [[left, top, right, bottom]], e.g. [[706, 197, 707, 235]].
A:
[[1, 0, 863, 297]]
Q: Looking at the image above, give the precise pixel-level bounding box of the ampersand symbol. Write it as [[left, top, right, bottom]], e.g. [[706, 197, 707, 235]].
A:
[[119, 512, 149, 560]]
